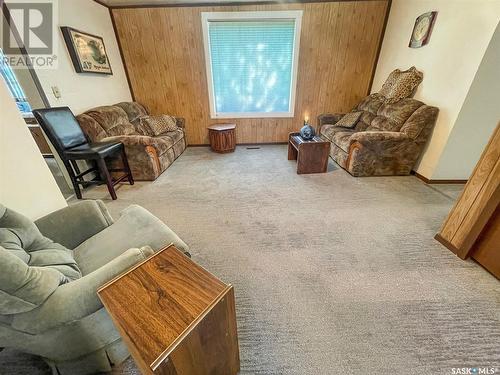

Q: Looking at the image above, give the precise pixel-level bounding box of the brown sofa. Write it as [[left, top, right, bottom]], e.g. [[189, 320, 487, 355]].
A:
[[318, 94, 438, 176], [77, 102, 186, 180]]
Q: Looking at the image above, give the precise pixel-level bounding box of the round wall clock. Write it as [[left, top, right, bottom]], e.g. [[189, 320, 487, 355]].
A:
[[409, 11, 437, 48]]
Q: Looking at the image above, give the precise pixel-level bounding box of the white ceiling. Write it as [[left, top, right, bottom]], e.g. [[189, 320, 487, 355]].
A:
[[97, 0, 275, 7]]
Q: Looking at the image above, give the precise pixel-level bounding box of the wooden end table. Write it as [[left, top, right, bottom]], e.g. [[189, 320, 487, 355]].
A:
[[208, 124, 236, 153], [98, 245, 240, 375], [288, 132, 330, 174]]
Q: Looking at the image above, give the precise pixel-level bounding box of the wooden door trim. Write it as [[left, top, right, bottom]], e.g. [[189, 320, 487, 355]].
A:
[[436, 123, 500, 259]]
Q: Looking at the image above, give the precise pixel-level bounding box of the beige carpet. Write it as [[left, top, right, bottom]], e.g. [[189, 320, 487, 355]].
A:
[[2, 145, 499, 375]]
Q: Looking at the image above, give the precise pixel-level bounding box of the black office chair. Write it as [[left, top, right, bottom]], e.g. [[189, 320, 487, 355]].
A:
[[33, 107, 134, 200]]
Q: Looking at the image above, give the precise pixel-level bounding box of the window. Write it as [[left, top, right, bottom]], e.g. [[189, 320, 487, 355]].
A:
[[0, 48, 32, 114], [202, 11, 302, 119]]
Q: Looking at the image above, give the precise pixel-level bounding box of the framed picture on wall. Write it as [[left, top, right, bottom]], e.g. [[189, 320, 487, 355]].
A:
[[61, 27, 113, 75]]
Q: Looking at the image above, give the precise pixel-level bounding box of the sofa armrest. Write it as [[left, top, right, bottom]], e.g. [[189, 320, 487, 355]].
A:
[[11, 246, 154, 334], [349, 131, 412, 152], [35, 200, 113, 250], [175, 117, 185, 129], [318, 113, 345, 127]]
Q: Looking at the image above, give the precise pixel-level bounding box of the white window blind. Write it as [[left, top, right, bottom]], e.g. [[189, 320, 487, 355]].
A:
[[202, 12, 302, 118]]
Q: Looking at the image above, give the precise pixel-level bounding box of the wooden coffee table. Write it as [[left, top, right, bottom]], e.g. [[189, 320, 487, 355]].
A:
[[288, 132, 330, 174], [98, 245, 240, 375]]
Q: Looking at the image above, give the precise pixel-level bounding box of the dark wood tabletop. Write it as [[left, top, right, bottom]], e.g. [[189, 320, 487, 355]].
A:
[[288, 132, 330, 174], [289, 133, 326, 146]]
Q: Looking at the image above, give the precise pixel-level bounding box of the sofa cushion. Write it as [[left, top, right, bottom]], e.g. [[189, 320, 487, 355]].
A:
[[400, 105, 439, 140], [335, 111, 363, 129], [76, 113, 107, 142], [332, 131, 355, 153], [172, 137, 186, 159], [354, 120, 371, 132], [378, 98, 424, 125], [140, 115, 178, 136], [0, 205, 82, 282], [367, 115, 401, 132], [320, 124, 340, 141], [114, 102, 148, 123], [367, 98, 425, 132], [84, 106, 136, 137], [379, 66, 423, 103], [157, 129, 184, 146], [358, 112, 375, 127], [133, 117, 154, 136], [355, 93, 385, 115]]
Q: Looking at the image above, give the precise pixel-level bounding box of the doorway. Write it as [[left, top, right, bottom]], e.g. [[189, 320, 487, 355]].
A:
[[0, 6, 74, 199]]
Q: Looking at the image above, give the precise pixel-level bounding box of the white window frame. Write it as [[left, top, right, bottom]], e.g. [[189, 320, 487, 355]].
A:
[[201, 11, 303, 119]]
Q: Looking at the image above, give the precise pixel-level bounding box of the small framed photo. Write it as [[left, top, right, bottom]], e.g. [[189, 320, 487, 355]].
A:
[[409, 11, 437, 48], [61, 26, 113, 75]]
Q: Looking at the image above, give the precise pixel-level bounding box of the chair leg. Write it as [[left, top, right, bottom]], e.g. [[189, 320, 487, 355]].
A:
[[65, 161, 82, 199], [121, 147, 134, 185], [70, 160, 81, 175], [96, 158, 117, 200]]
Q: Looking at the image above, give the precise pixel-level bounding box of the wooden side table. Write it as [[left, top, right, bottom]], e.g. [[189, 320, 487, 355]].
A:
[[208, 124, 236, 153], [288, 132, 330, 174], [98, 245, 240, 375]]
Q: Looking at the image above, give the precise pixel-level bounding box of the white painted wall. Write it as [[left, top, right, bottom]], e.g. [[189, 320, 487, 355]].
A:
[[0, 79, 67, 220], [34, 0, 132, 113], [432, 22, 500, 179], [371, 0, 500, 179], [3, 0, 132, 194]]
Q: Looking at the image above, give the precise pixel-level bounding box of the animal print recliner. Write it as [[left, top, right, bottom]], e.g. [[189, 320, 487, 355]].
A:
[[318, 67, 438, 176]]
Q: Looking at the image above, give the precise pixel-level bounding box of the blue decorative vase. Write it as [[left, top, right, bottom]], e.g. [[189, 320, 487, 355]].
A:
[[300, 122, 315, 140]]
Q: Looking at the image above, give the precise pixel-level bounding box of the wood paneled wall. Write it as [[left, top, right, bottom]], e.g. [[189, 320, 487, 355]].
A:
[[112, 1, 389, 145]]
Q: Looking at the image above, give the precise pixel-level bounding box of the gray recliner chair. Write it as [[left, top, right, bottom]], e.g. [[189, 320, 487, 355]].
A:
[[0, 200, 188, 375]]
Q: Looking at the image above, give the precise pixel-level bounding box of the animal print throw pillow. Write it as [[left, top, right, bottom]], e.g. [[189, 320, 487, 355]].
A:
[[379, 66, 423, 103], [335, 111, 363, 128], [139, 115, 178, 136]]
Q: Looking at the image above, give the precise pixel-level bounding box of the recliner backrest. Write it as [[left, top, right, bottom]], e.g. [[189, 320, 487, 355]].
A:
[[367, 98, 425, 132], [355, 93, 385, 115], [81, 105, 136, 138], [352, 94, 435, 136], [114, 102, 149, 124], [0, 245, 64, 314], [400, 105, 439, 142], [76, 113, 107, 142], [353, 94, 385, 132], [0, 204, 82, 286], [0, 204, 82, 314]]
